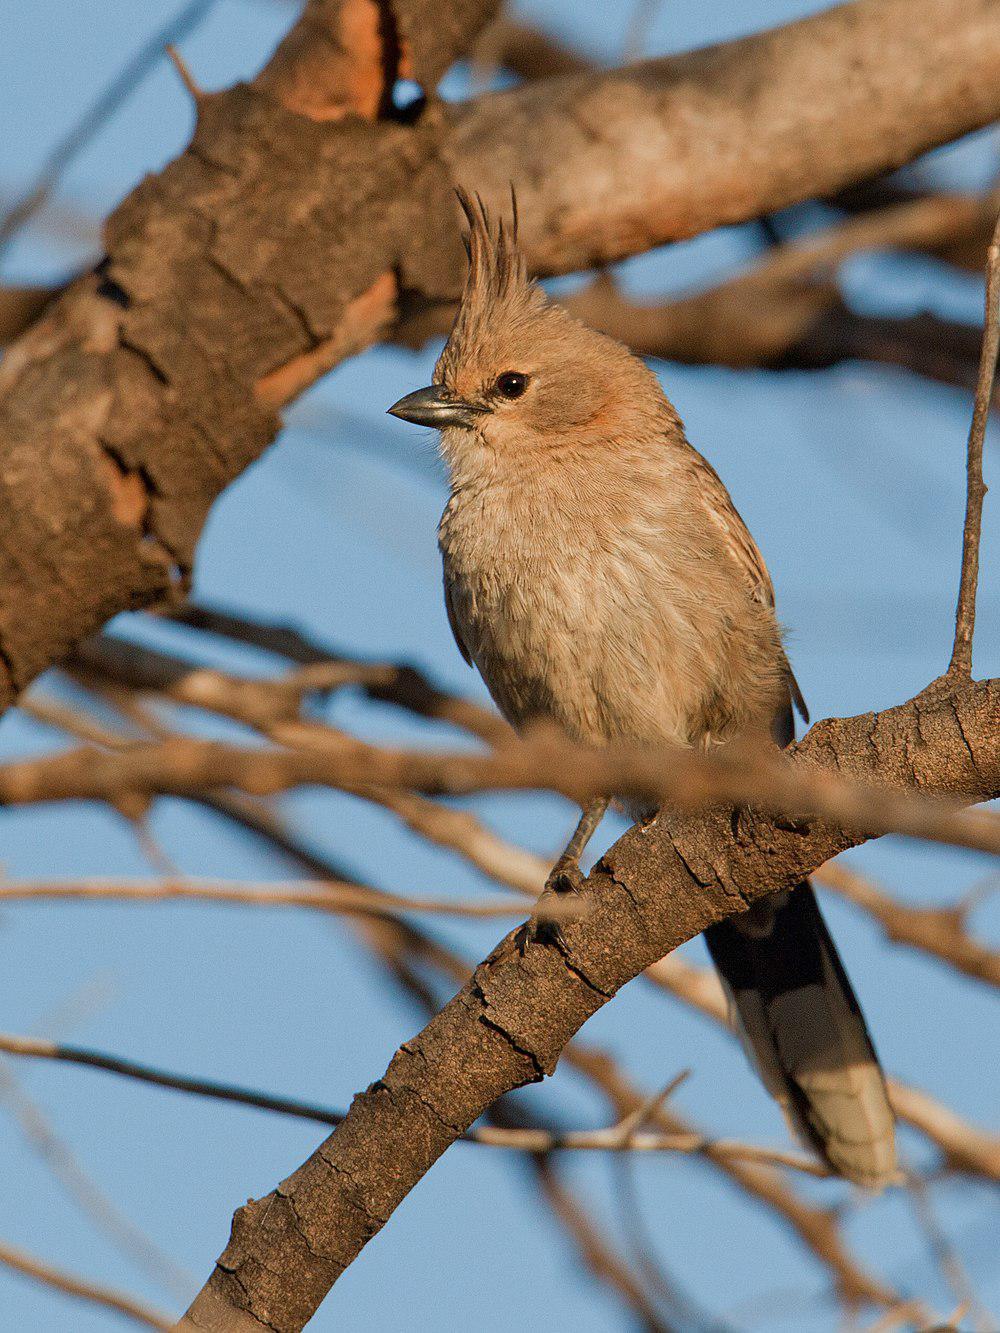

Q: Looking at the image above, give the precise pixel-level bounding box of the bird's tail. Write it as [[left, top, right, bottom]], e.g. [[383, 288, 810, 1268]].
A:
[[704, 882, 896, 1188]]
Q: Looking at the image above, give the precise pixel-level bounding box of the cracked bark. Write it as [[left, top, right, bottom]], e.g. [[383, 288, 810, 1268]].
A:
[[2, 0, 1000, 710], [177, 677, 1000, 1330]]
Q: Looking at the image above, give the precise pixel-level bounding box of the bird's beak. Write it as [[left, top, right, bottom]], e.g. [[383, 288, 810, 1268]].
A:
[[387, 385, 484, 430]]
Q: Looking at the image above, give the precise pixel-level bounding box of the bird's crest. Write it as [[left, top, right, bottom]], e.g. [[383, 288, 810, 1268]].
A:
[[456, 187, 527, 308], [437, 187, 546, 388]]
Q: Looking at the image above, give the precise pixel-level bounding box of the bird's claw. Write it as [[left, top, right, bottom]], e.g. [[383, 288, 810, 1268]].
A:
[[517, 858, 583, 953]]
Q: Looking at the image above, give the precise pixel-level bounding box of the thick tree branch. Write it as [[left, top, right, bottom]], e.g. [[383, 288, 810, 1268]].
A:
[[450, 0, 1000, 275], [2, 0, 1000, 712], [172, 676, 1000, 1330]]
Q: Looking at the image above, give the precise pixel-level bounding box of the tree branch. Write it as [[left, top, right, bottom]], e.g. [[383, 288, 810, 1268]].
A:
[[173, 676, 1000, 1330], [948, 210, 1000, 677], [0, 1238, 171, 1331], [450, 0, 1000, 275], [816, 861, 1000, 989], [3, 0, 1000, 712]]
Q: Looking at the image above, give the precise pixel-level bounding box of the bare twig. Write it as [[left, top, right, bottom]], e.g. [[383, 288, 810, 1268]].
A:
[[528, 1157, 675, 1333], [6, 694, 1000, 865], [948, 209, 1000, 677], [568, 1046, 926, 1324], [886, 1082, 1000, 1182], [164, 604, 509, 744], [164, 44, 203, 103], [0, 1032, 348, 1126], [0, 877, 562, 921], [0, 1032, 827, 1172], [904, 1171, 994, 1331], [0, 1238, 171, 1330]]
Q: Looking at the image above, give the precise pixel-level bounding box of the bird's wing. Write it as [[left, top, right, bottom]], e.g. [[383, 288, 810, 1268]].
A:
[[444, 577, 473, 667], [686, 448, 809, 724], [686, 449, 775, 606]]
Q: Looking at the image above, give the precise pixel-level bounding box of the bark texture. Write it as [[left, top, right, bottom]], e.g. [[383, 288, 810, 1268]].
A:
[[177, 677, 1000, 1330], [2, 0, 1000, 712]]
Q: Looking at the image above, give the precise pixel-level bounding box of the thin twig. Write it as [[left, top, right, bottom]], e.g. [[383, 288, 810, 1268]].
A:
[[904, 1171, 994, 1331], [163, 603, 509, 744], [164, 44, 202, 102], [0, 1031, 831, 1173], [948, 208, 1000, 677], [0, 1238, 171, 1329], [0, 877, 566, 921], [7, 716, 1000, 867], [65, 635, 546, 893], [0, 1032, 350, 1124]]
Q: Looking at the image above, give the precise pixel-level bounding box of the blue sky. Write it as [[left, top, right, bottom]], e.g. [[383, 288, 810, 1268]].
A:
[[0, 1, 998, 1328]]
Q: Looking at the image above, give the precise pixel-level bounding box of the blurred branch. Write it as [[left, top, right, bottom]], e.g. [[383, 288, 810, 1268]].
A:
[[887, 1082, 1000, 1182], [904, 1171, 994, 1332], [67, 632, 545, 893], [0, 877, 556, 921], [0, 285, 60, 342], [526, 1155, 675, 1333], [470, 18, 593, 81], [0, 1238, 171, 1330], [0, 1063, 192, 1303], [566, 1046, 926, 1325], [7, 680, 1000, 865], [816, 861, 1000, 988], [164, 603, 509, 744], [648, 955, 1000, 1184]]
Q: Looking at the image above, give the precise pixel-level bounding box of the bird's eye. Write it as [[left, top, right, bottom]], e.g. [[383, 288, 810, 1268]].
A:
[[494, 371, 529, 399]]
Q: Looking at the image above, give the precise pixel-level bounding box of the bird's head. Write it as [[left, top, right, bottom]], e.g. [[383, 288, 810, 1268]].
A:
[[388, 190, 664, 470]]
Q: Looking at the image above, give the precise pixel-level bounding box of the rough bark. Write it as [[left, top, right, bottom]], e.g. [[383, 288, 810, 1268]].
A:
[[176, 676, 1000, 1330], [2, 0, 1000, 712]]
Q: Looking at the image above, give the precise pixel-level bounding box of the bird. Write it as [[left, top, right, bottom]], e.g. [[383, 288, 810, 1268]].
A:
[[388, 191, 896, 1189]]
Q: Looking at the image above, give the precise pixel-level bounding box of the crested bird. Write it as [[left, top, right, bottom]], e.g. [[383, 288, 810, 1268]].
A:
[[388, 192, 896, 1188]]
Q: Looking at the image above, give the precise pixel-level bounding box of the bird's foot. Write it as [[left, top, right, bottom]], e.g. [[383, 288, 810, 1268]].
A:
[[517, 857, 584, 953]]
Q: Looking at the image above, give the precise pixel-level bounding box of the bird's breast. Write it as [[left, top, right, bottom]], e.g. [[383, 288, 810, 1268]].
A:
[[438, 484, 710, 746]]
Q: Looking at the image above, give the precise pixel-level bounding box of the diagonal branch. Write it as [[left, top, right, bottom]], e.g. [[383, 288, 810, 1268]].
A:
[[175, 675, 1000, 1330]]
